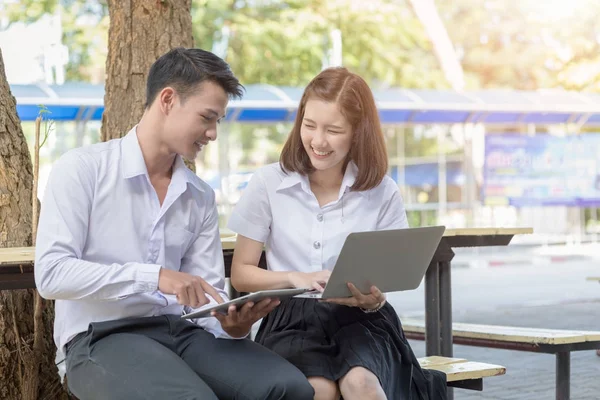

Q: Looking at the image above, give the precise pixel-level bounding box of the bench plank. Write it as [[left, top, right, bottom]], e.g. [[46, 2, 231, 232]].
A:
[[0, 247, 34, 264], [403, 318, 600, 345], [427, 361, 506, 382], [417, 357, 506, 382], [586, 277, 600, 282], [418, 356, 467, 367]]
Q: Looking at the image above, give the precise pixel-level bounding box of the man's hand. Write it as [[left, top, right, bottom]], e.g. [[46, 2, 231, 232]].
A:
[[288, 270, 332, 292], [158, 268, 224, 308], [324, 283, 386, 310], [213, 298, 281, 338]]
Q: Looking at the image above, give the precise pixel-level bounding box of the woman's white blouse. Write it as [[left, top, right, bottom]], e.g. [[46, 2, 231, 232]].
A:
[[227, 162, 409, 273]]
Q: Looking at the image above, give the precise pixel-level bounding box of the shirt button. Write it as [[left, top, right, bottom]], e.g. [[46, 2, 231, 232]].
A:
[[313, 241, 321, 249], [317, 214, 323, 222]]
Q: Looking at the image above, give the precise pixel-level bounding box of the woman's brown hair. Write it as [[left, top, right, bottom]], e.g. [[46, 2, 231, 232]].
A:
[[279, 67, 388, 191]]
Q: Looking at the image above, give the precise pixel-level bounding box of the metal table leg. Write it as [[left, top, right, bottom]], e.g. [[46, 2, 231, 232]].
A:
[[425, 259, 441, 356], [424, 240, 455, 397], [439, 260, 454, 400], [439, 260, 453, 358], [556, 352, 570, 400]]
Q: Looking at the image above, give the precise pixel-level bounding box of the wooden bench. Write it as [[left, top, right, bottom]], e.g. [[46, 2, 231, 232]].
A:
[[418, 356, 505, 390], [401, 318, 600, 400], [587, 278, 600, 357]]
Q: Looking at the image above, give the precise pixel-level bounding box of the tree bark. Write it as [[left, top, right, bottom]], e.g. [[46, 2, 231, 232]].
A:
[[0, 50, 68, 400], [102, 0, 194, 142]]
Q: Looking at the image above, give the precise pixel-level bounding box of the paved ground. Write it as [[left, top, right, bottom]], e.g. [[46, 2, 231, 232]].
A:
[[405, 300, 600, 399], [388, 244, 600, 399]]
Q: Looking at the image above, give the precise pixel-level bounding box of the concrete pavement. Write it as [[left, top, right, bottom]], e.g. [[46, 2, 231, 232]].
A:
[[389, 244, 600, 399]]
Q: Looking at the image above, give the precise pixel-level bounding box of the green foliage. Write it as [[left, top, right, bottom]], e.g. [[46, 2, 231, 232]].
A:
[[407, 210, 437, 227], [2, 0, 109, 82], [436, 0, 600, 90], [2, 0, 60, 24], [36, 105, 54, 148], [2, 0, 440, 88], [7, 0, 600, 170], [5, 0, 600, 91], [192, 0, 442, 88]]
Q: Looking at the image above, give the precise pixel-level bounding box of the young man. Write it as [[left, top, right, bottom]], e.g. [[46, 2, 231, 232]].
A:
[[35, 47, 314, 400]]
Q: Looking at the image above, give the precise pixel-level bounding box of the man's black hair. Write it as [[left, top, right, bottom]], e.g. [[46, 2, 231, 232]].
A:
[[145, 47, 244, 108]]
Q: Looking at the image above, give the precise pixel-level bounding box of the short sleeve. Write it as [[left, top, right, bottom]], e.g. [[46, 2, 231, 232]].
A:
[[227, 169, 272, 242], [376, 178, 409, 230]]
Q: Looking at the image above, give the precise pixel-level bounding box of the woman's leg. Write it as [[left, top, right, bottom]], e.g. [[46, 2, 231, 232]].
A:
[[339, 367, 386, 400], [308, 377, 340, 400]]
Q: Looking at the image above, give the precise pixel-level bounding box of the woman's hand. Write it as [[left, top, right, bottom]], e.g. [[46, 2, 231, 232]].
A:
[[324, 283, 386, 310], [288, 270, 332, 292]]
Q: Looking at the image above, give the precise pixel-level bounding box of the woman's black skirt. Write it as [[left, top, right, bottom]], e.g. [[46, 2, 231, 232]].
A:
[[255, 298, 447, 399]]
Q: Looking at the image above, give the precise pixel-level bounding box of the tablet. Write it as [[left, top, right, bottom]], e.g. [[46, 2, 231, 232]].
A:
[[181, 288, 312, 319]]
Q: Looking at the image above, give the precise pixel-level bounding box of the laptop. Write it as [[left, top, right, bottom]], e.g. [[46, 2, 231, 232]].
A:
[[295, 226, 446, 299], [181, 225, 445, 319]]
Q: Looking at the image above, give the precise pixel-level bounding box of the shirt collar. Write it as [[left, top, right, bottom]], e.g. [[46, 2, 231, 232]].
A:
[[276, 167, 309, 194], [172, 156, 205, 193], [121, 127, 148, 179], [276, 161, 365, 198], [121, 126, 204, 193], [339, 161, 364, 198]]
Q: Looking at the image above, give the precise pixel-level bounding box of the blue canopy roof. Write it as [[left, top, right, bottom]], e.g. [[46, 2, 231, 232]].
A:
[[11, 82, 600, 125], [390, 162, 464, 186]]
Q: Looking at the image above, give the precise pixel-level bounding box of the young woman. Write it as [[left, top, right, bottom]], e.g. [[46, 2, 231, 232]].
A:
[[228, 67, 447, 400]]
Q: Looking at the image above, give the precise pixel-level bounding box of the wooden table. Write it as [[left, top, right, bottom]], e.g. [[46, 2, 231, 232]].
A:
[[0, 231, 239, 291], [424, 227, 532, 399], [424, 228, 533, 359], [1, 228, 533, 361], [0, 246, 35, 290], [1, 227, 531, 398]]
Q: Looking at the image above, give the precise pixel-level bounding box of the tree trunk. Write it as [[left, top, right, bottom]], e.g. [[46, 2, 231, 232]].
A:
[[102, 0, 194, 143], [0, 50, 68, 400]]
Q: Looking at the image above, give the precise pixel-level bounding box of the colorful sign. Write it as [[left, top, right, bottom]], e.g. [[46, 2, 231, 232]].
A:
[[483, 133, 600, 206]]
